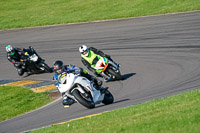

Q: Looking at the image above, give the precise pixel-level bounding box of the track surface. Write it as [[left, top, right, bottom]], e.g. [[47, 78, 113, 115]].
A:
[[0, 11, 200, 133]]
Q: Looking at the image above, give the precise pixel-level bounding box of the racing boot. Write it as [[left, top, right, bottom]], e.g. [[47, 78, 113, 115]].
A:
[[90, 76, 103, 90], [62, 96, 75, 108], [91, 76, 102, 86], [91, 76, 108, 93], [92, 83, 108, 94], [91, 81, 100, 90]]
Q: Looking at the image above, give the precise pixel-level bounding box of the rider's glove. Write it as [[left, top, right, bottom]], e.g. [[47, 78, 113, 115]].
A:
[[53, 82, 59, 87], [74, 69, 80, 75], [105, 54, 110, 58]]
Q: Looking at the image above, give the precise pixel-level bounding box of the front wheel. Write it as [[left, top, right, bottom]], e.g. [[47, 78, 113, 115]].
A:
[[102, 90, 114, 105], [107, 67, 123, 80], [72, 89, 95, 109]]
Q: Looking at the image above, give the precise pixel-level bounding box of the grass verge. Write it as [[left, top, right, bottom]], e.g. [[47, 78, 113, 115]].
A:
[[0, 0, 200, 30], [0, 86, 52, 122], [31, 89, 200, 133]]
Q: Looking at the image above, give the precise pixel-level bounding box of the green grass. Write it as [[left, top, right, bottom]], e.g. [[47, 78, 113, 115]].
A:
[[0, 0, 200, 30], [0, 86, 52, 121], [31, 89, 200, 133]]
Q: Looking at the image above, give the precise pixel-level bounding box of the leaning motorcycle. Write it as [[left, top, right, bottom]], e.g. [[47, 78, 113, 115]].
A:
[[20, 47, 52, 74], [92, 55, 123, 81], [55, 72, 114, 109]]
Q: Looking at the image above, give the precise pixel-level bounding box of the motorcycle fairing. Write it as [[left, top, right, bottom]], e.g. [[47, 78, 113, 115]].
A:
[[73, 75, 104, 103], [57, 73, 105, 104], [92, 56, 108, 74]]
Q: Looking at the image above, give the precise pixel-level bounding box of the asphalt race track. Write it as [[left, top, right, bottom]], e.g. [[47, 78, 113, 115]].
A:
[[0, 11, 200, 133]]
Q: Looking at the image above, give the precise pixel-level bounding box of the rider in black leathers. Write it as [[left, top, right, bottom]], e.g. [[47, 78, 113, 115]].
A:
[[6, 45, 33, 76]]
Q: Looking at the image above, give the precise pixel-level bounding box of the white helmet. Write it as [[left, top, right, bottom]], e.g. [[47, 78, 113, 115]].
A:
[[79, 45, 89, 56]]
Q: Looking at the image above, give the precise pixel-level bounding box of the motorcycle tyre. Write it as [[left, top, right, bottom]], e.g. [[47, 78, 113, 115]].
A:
[[107, 67, 123, 80], [72, 89, 95, 109], [102, 90, 114, 105]]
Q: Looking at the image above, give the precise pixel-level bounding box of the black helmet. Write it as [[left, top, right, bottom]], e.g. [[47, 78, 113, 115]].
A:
[[53, 60, 64, 74]]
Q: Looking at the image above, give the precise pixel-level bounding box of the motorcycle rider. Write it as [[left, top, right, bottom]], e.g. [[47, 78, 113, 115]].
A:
[[6, 45, 33, 76], [79, 45, 119, 81], [52, 60, 103, 108]]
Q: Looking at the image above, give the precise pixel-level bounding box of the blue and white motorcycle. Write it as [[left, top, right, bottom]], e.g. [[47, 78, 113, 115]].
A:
[[55, 72, 114, 109]]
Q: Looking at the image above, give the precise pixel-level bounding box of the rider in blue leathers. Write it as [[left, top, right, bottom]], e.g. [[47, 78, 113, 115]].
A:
[[52, 60, 103, 108]]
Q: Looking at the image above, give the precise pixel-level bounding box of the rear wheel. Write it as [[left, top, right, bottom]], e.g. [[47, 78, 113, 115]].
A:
[[72, 89, 95, 109]]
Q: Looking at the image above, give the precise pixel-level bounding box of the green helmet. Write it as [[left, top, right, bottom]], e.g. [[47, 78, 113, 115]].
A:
[[6, 45, 15, 55]]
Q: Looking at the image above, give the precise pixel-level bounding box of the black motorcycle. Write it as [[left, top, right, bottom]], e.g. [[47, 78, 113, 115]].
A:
[[20, 46, 52, 74]]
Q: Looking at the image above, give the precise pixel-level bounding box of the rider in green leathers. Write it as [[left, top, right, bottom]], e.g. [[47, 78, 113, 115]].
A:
[[79, 45, 119, 81]]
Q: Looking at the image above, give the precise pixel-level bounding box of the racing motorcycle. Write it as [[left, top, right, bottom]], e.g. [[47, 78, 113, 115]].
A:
[[55, 72, 114, 109], [20, 46, 52, 74], [93, 55, 123, 81]]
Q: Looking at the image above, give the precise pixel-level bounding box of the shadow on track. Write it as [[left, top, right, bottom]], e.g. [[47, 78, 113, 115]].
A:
[[122, 73, 136, 80], [95, 98, 130, 108], [104, 73, 136, 82]]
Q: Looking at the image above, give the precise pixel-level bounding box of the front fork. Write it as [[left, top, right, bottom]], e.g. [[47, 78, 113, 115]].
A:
[[108, 60, 119, 69], [36, 59, 45, 70]]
